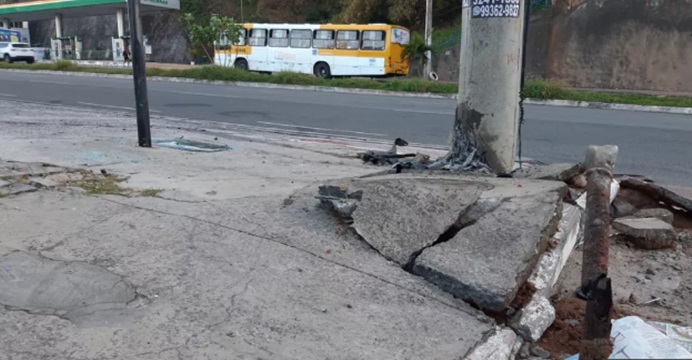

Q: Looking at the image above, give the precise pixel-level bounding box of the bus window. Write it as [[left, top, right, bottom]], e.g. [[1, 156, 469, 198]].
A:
[[391, 28, 410, 46], [290, 29, 312, 48], [361, 30, 386, 51], [249, 29, 267, 46], [235, 29, 247, 46], [313, 30, 335, 49], [268, 29, 289, 47], [216, 34, 230, 50], [336, 30, 359, 50]]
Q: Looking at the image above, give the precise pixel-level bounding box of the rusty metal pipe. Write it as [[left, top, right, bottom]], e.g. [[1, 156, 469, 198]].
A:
[[579, 145, 618, 360]]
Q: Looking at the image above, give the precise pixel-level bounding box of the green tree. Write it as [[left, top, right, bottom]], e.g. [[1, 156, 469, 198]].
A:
[[183, 13, 243, 64], [402, 31, 433, 75]]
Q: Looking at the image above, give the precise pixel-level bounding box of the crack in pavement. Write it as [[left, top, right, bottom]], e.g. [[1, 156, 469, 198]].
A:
[[99, 197, 477, 315]]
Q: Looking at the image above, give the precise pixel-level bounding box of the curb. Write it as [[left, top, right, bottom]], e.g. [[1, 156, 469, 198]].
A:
[[524, 98, 692, 115], [2, 68, 691, 114]]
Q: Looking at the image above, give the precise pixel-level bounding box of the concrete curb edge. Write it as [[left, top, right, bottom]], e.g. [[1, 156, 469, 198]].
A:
[[2, 68, 691, 115]]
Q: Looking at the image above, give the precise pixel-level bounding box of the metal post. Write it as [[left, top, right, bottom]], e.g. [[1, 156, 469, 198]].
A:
[[579, 145, 618, 360], [454, 0, 526, 173], [424, 0, 433, 78], [126, 0, 151, 147]]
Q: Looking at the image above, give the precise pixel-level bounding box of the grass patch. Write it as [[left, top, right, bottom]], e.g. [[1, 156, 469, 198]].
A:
[[139, 189, 163, 197], [70, 173, 162, 197], [75, 175, 129, 196], [2, 61, 691, 107]]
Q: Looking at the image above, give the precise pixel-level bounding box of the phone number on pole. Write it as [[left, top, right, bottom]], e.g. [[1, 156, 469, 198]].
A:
[[471, 0, 521, 18]]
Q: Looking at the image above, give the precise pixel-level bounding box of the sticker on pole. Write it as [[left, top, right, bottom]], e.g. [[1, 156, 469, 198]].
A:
[[471, 0, 521, 18]]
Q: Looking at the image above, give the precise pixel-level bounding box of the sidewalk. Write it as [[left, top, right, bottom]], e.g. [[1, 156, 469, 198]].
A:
[[0, 100, 492, 359], [2, 99, 689, 360]]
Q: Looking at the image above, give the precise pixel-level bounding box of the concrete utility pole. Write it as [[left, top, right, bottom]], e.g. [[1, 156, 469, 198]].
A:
[[445, 0, 527, 174], [126, 0, 151, 147], [424, 0, 433, 78]]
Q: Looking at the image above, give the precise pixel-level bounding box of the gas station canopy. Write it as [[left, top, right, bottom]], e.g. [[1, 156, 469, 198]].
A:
[[0, 0, 179, 22]]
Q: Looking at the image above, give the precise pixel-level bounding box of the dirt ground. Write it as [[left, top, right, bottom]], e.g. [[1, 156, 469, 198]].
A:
[[537, 237, 692, 359]]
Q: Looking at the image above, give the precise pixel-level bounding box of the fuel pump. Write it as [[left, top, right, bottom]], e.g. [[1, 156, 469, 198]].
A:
[[50, 35, 82, 60]]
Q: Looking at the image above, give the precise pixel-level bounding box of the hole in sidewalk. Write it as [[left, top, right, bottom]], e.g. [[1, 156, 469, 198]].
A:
[[154, 138, 232, 153]]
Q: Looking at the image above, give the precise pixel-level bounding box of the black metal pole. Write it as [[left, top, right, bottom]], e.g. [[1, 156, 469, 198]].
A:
[[126, 0, 151, 147]]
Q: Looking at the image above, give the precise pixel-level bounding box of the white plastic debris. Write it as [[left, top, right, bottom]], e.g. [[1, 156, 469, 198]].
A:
[[565, 316, 692, 359]]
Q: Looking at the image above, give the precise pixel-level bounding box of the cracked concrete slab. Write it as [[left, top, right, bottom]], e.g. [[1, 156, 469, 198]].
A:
[[0, 251, 137, 324], [350, 178, 487, 266], [0, 191, 492, 360], [413, 189, 564, 312]]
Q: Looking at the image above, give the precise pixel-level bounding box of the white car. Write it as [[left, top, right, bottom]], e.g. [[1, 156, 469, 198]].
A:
[[0, 42, 35, 64]]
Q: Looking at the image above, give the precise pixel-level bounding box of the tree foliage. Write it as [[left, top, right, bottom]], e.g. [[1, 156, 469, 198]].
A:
[[183, 12, 243, 62], [402, 31, 434, 74]]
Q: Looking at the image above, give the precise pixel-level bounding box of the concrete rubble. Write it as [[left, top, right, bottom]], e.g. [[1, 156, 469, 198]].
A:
[[613, 217, 677, 250]]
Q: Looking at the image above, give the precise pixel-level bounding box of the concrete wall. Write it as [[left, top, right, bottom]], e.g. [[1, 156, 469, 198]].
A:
[[433, 0, 692, 93]]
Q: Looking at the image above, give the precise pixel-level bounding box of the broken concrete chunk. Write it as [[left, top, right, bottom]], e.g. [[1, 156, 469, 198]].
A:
[[516, 163, 582, 182], [463, 327, 518, 360], [0, 179, 10, 188], [678, 231, 692, 242], [529, 204, 582, 298], [413, 190, 562, 312], [612, 188, 659, 218], [632, 208, 675, 224], [0, 183, 38, 196], [318, 185, 350, 199], [613, 217, 676, 250], [351, 179, 485, 266], [325, 199, 358, 219], [509, 294, 556, 342]]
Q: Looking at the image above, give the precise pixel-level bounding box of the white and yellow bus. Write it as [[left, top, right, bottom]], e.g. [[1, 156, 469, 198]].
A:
[[214, 23, 411, 78]]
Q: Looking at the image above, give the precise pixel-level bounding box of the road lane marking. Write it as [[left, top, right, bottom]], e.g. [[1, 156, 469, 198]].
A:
[[28, 79, 76, 86], [393, 108, 455, 116], [257, 121, 388, 137], [78, 102, 161, 113], [164, 90, 246, 99]]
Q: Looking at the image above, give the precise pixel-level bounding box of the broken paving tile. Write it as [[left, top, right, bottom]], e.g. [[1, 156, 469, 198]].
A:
[[350, 178, 486, 266], [613, 217, 677, 250], [413, 190, 562, 312]]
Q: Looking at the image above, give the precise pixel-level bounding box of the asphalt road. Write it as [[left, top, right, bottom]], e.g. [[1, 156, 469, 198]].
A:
[[1, 71, 691, 186]]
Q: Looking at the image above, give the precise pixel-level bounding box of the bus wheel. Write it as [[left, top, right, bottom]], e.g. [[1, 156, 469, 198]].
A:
[[234, 58, 249, 71], [314, 63, 331, 79]]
